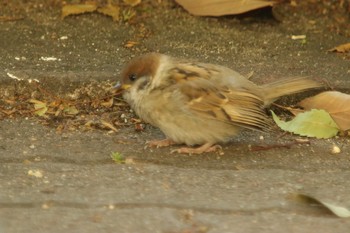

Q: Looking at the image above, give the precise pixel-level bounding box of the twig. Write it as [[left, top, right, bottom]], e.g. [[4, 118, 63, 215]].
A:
[[250, 140, 310, 151]]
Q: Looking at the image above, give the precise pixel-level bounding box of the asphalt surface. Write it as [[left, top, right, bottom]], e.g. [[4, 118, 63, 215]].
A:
[[1, 1, 350, 233]]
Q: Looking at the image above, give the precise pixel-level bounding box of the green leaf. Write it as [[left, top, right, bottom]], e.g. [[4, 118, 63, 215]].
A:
[[271, 109, 339, 139], [110, 152, 125, 164], [63, 105, 79, 115], [29, 99, 48, 116]]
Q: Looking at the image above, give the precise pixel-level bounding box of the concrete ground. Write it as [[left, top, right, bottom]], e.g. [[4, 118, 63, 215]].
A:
[[0, 1, 350, 232]]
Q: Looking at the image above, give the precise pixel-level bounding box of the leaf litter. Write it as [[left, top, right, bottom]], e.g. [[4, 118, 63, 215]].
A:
[[0, 81, 138, 134], [61, 0, 143, 22]]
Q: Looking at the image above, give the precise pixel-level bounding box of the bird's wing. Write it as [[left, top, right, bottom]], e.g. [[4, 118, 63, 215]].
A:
[[177, 77, 271, 131]]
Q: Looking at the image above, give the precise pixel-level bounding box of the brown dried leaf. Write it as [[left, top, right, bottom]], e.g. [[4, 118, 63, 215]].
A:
[[299, 91, 350, 131], [100, 98, 114, 108], [101, 120, 119, 132], [124, 40, 139, 48], [62, 4, 98, 19], [328, 42, 350, 53], [123, 0, 141, 7], [97, 4, 120, 21], [175, 0, 275, 16]]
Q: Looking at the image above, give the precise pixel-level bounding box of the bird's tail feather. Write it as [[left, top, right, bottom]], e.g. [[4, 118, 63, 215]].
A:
[[262, 77, 323, 105]]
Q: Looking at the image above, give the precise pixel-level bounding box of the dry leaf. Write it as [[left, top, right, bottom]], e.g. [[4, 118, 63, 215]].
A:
[[101, 120, 119, 132], [100, 98, 114, 108], [124, 0, 141, 7], [62, 4, 98, 19], [329, 42, 350, 53], [175, 0, 275, 16], [29, 99, 48, 116], [124, 40, 139, 48], [97, 4, 120, 21], [299, 91, 350, 131], [294, 193, 350, 218], [63, 105, 79, 115]]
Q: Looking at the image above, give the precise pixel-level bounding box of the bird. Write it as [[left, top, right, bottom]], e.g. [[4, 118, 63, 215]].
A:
[[114, 53, 322, 154]]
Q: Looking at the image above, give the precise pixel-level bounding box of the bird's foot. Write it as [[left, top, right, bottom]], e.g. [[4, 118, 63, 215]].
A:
[[145, 138, 177, 148], [171, 143, 222, 154]]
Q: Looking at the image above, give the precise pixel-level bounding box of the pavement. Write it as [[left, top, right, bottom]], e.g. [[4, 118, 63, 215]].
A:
[[1, 1, 350, 233]]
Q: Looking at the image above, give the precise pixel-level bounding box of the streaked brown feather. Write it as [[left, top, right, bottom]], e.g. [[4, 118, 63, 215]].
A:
[[178, 77, 271, 131]]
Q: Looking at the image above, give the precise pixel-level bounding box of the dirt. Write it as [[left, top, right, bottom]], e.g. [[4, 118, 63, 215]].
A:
[[0, 0, 350, 232]]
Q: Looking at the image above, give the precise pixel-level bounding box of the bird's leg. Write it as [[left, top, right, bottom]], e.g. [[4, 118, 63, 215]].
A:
[[146, 138, 177, 148], [171, 143, 222, 154]]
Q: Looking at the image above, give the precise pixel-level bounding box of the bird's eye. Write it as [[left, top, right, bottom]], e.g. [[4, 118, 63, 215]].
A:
[[129, 74, 137, 81]]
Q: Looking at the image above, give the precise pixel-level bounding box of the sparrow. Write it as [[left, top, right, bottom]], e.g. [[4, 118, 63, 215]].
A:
[[114, 53, 322, 154]]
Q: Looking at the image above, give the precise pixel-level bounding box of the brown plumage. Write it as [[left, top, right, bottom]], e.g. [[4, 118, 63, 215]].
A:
[[115, 53, 322, 154]]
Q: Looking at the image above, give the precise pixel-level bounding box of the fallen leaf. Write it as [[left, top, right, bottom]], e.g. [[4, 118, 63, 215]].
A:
[[175, 0, 275, 16], [29, 99, 48, 116], [101, 120, 118, 132], [100, 98, 114, 108], [123, 0, 141, 7], [328, 42, 350, 53], [1, 109, 16, 115], [62, 4, 98, 19], [299, 91, 350, 131], [63, 105, 79, 115], [124, 40, 139, 48], [97, 4, 120, 21], [294, 193, 350, 218], [271, 109, 339, 139]]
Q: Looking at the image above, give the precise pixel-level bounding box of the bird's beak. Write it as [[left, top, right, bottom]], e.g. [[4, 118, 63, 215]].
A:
[[113, 82, 131, 91]]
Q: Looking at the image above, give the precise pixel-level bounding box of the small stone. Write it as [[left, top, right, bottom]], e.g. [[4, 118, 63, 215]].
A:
[[331, 145, 341, 154]]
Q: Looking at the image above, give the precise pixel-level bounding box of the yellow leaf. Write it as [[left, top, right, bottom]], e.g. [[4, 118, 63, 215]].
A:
[[100, 98, 114, 108], [29, 99, 48, 116], [63, 105, 79, 115], [123, 0, 141, 7], [62, 4, 98, 19], [97, 4, 120, 21], [101, 120, 118, 132], [328, 42, 350, 53]]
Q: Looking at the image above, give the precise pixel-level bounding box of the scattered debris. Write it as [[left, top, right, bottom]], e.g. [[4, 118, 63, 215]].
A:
[[250, 139, 310, 151], [329, 42, 350, 53], [40, 56, 61, 61], [331, 145, 341, 154], [124, 0, 142, 7], [0, 81, 138, 133], [291, 35, 306, 40], [28, 169, 43, 178]]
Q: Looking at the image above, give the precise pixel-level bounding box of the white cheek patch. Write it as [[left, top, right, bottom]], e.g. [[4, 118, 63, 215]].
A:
[[149, 55, 169, 90]]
